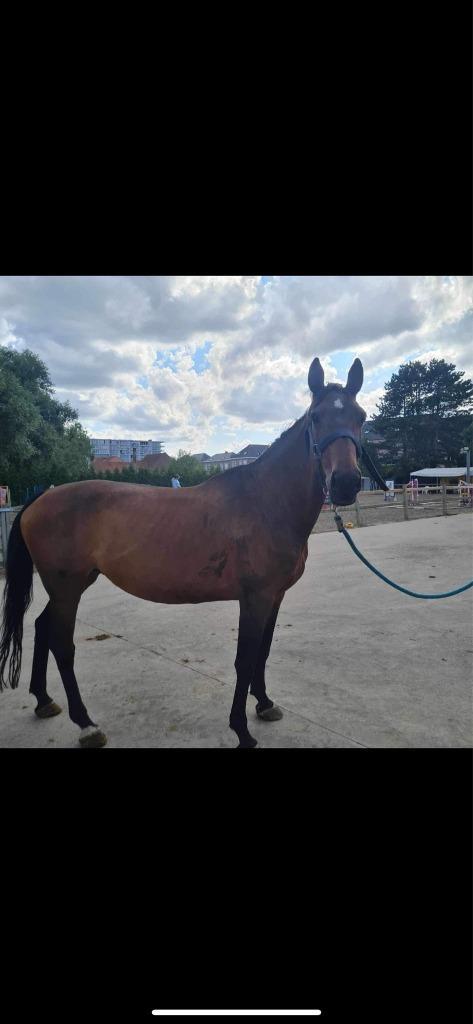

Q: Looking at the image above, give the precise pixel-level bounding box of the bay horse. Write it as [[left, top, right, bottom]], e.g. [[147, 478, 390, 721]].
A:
[[0, 356, 366, 748]]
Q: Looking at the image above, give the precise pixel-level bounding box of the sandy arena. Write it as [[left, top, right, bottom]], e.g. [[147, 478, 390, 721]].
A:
[[0, 513, 471, 748]]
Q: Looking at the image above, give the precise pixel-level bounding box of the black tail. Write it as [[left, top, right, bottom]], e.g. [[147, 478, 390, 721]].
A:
[[0, 495, 42, 691]]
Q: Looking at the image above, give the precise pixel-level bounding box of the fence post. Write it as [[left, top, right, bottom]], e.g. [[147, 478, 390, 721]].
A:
[[403, 485, 409, 520], [355, 496, 362, 527], [0, 511, 7, 565], [442, 483, 447, 515]]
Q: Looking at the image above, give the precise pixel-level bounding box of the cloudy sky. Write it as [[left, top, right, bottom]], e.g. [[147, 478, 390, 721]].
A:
[[0, 276, 471, 456]]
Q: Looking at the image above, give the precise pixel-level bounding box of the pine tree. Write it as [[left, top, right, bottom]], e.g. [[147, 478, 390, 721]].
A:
[[372, 359, 473, 480]]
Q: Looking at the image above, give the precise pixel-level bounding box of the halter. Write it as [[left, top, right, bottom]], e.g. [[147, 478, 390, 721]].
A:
[[308, 419, 362, 461], [307, 418, 388, 491]]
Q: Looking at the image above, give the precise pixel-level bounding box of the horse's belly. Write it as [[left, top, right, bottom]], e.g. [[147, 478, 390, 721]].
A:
[[101, 551, 241, 604]]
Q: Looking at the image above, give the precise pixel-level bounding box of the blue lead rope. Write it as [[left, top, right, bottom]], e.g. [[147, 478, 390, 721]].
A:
[[334, 513, 473, 599]]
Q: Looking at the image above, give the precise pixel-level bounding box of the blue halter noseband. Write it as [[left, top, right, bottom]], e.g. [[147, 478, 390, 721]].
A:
[[308, 420, 362, 460]]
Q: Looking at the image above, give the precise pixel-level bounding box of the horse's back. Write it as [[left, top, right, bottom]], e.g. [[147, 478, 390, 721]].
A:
[[19, 476, 306, 605], [20, 480, 177, 576], [19, 478, 245, 602]]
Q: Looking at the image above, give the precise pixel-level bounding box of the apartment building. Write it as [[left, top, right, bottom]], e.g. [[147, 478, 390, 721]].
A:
[[90, 438, 163, 462]]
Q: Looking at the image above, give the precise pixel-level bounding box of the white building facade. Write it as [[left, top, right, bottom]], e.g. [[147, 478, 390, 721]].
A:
[[199, 445, 269, 473], [90, 438, 163, 462]]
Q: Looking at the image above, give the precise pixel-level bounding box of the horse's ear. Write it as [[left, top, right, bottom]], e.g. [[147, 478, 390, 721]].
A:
[[308, 357, 325, 397], [346, 358, 363, 395]]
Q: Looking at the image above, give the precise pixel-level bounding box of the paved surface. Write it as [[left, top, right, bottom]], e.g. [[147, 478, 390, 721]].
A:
[[0, 514, 472, 748]]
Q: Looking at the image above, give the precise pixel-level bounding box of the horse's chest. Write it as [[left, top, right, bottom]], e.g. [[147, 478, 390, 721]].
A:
[[283, 543, 308, 588]]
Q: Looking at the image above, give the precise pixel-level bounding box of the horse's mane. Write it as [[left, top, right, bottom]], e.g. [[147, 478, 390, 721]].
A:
[[214, 382, 347, 482], [257, 412, 308, 464], [257, 382, 345, 463]]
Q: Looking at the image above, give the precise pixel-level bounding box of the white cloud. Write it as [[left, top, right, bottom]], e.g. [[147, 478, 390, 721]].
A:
[[0, 275, 471, 455]]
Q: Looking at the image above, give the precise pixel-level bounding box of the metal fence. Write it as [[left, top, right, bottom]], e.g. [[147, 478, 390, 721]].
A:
[[312, 484, 473, 534], [0, 507, 22, 569]]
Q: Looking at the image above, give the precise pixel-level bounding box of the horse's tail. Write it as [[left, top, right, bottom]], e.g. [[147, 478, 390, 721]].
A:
[[0, 495, 41, 691]]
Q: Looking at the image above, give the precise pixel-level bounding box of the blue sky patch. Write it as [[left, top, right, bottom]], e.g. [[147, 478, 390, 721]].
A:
[[154, 349, 179, 369], [193, 341, 212, 374], [329, 352, 355, 379]]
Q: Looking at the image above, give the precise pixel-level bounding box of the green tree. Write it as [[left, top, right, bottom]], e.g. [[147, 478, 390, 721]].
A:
[[0, 348, 92, 502], [372, 358, 473, 481], [165, 451, 220, 487], [460, 420, 473, 450], [92, 454, 219, 489]]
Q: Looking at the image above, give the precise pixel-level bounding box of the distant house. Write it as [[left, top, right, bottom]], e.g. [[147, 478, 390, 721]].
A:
[[197, 445, 270, 473], [92, 453, 172, 475], [237, 444, 269, 460], [92, 456, 128, 474], [192, 453, 211, 463], [135, 453, 172, 471]]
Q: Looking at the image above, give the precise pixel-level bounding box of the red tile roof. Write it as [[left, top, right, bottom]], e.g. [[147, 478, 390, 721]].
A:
[[92, 457, 128, 473], [136, 453, 172, 470]]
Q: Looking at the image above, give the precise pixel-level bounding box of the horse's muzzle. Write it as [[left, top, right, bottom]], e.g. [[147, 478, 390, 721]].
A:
[[329, 469, 361, 506]]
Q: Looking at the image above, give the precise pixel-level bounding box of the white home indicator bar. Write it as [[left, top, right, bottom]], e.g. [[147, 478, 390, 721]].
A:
[[152, 1012, 322, 1017]]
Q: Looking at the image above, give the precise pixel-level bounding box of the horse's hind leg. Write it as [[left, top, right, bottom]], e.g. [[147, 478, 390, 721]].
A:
[[250, 596, 284, 723], [47, 585, 106, 748], [229, 592, 277, 749], [29, 602, 62, 718]]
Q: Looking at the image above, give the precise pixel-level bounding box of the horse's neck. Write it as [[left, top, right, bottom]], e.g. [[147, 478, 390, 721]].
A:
[[255, 414, 324, 540]]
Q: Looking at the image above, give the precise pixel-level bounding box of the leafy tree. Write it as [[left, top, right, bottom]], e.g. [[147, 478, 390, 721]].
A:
[[372, 358, 473, 481], [165, 451, 220, 486], [0, 348, 92, 502], [92, 453, 219, 489]]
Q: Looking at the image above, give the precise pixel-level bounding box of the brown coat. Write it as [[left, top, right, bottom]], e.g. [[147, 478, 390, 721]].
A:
[[21, 413, 323, 606]]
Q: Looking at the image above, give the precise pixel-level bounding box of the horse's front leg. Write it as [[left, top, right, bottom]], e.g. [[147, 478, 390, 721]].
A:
[[230, 592, 276, 749], [250, 595, 284, 722]]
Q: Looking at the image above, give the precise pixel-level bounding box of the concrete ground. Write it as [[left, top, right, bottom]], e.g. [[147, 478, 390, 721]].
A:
[[0, 514, 472, 748]]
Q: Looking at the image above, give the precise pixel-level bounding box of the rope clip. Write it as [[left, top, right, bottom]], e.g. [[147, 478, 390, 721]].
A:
[[334, 511, 344, 533]]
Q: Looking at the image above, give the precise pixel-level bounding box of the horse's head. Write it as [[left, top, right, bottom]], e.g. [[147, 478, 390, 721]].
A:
[[308, 356, 366, 506]]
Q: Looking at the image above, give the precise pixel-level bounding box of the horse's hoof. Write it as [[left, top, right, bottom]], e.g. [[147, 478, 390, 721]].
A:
[[237, 736, 258, 748], [256, 704, 283, 721], [35, 701, 62, 719], [79, 727, 107, 748]]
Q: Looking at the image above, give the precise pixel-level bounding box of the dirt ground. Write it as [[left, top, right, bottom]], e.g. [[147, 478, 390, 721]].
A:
[[0, 513, 471, 748]]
